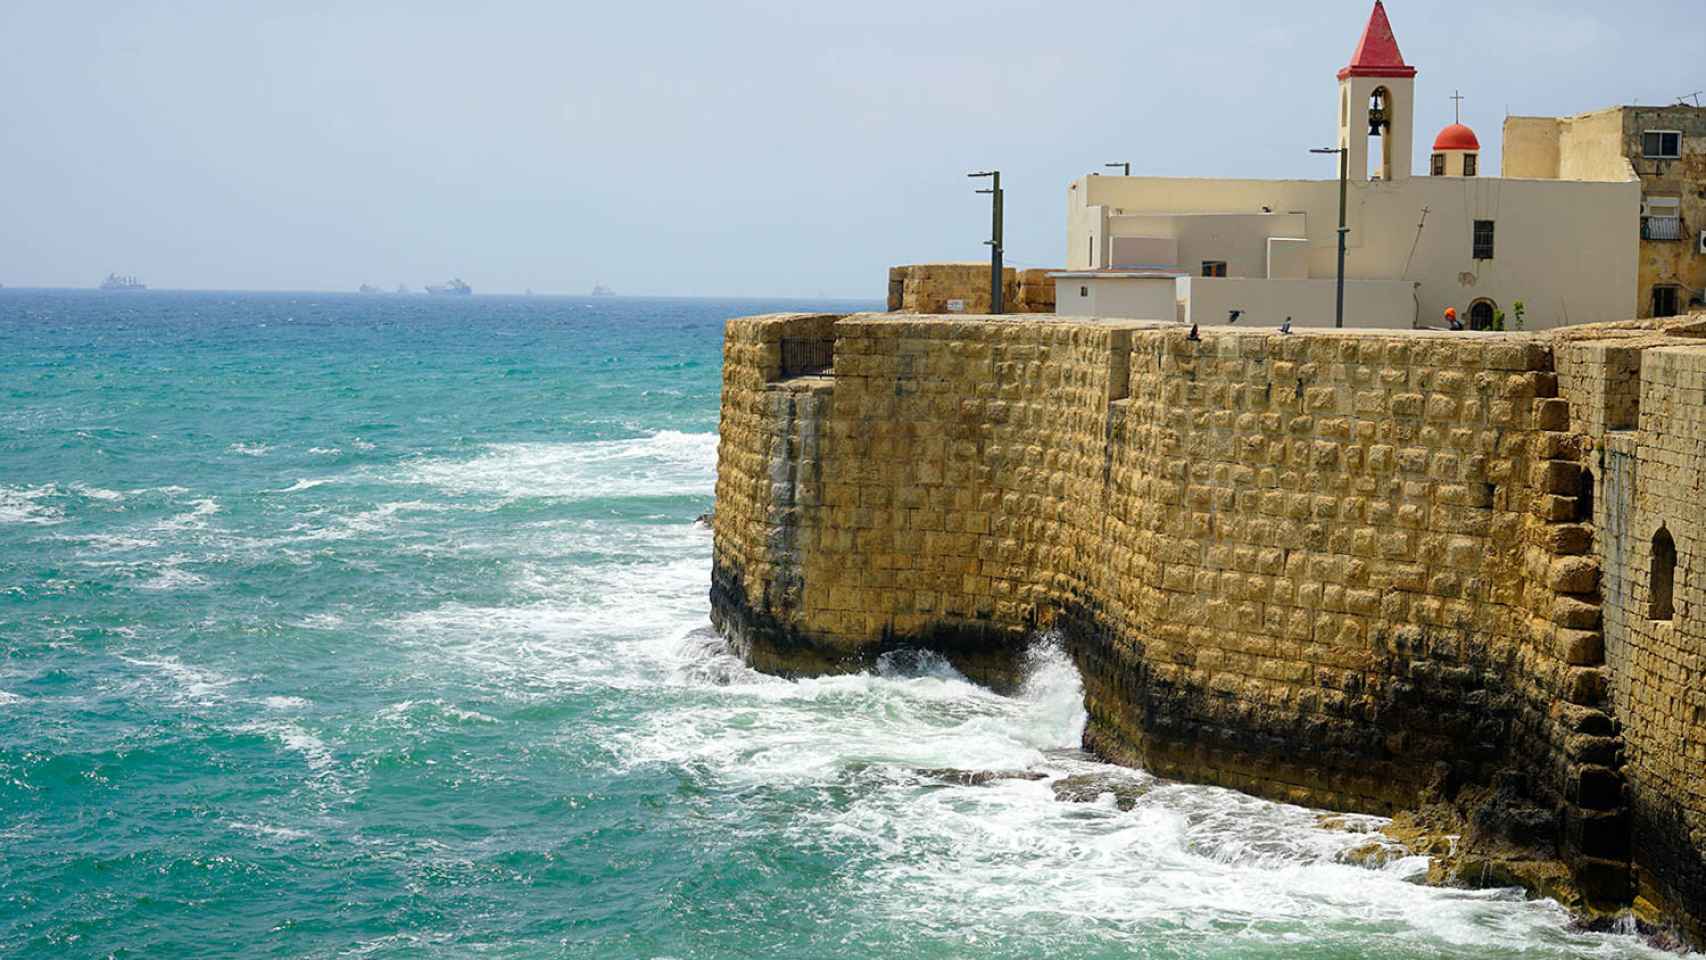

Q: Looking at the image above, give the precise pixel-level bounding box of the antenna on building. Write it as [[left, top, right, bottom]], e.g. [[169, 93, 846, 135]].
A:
[[1679, 90, 1703, 107]]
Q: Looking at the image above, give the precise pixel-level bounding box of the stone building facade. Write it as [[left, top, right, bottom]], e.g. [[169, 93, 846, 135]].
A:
[[1505, 105, 1706, 320], [711, 311, 1706, 943]]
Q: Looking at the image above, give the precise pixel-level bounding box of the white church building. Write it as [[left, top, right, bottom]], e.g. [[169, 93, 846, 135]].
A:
[[1054, 1, 1640, 331]]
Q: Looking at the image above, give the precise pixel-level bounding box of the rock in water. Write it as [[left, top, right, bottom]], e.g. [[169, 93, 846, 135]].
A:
[[1050, 772, 1155, 811], [914, 768, 1047, 787]]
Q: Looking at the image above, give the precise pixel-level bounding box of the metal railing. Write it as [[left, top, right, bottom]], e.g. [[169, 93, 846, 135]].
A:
[[1643, 216, 1683, 241], [779, 337, 834, 378]]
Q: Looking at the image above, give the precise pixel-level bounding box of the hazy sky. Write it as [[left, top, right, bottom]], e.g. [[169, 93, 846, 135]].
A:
[[4, 1, 1702, 297]]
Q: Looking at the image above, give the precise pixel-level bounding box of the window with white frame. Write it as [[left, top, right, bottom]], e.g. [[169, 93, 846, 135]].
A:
[[1643, 130, 1682, 159]]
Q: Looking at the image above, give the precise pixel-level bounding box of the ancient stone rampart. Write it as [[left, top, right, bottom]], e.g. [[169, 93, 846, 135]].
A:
[[710, 312, 1705, 941], [887, 264, 1057, 314]]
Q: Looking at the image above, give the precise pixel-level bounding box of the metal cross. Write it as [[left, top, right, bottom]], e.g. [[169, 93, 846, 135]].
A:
[[1451, 90, 1465, 124]]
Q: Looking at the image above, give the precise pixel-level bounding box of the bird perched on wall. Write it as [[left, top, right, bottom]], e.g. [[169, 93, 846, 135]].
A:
[[1186, 323, 1201, 342], [1280, 318, 1293, 335], [1229, 310, 1243, 324]]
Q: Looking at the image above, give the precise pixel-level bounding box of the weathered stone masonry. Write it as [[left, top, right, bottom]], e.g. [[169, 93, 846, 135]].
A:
[[711, 311, 1706, 940]]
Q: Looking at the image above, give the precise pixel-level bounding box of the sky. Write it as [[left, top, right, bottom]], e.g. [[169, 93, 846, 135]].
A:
[[3, 1, 1702, 298]]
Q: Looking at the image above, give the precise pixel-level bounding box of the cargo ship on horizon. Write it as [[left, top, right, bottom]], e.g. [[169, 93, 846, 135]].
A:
[[425, 278, 472, 296], [99, 273, 146, 291]]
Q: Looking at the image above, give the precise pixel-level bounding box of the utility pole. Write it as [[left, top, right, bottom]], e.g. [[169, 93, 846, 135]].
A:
[[969, 171, 1004, 313], [1311, 146, 1350, 328], [1104, 162, 1131, 177]]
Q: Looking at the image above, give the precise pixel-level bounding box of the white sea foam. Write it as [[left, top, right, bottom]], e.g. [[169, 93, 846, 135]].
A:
[[225, 820, 312, 842], [263, 695, 313, 711], [307, 447, 341, 456], [0, 691, 26, 706], [392, 431, 717, 503], [379, 699, 499, 726], [272, 478, 332, 494], [227, 442, 272, 457], [239, 719, 335, 771], [0, 485, 64, 525], [137, 562, 210, 591], [60, 532, 160, 553], [152, 498, 221, 532], [69, 483, 126, 502], [117, 655, 242, 705], [608, 634, 1667, 957]]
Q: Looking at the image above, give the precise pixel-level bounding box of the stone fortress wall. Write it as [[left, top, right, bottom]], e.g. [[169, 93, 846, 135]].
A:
[[710, 311, 1706, 943]]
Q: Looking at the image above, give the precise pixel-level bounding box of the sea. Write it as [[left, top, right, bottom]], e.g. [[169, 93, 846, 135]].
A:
[[0, 289, 1672, 959]]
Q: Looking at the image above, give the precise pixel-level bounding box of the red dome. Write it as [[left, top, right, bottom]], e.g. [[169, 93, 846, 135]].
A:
[[1433, 123, 1480, 151]]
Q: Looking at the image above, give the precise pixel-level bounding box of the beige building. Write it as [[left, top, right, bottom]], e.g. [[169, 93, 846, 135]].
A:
[[1057, 1, 1641, 331], [1505, 105, 1706, 318]]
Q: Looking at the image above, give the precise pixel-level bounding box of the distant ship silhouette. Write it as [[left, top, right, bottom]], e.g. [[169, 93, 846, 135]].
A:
[[426, 278, 472, 296], [99, 273, 146, 291], [591, 283, 615, 297]]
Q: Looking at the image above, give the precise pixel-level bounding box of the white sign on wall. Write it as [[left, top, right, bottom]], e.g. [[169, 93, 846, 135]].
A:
[[946, 299, 966, 313]]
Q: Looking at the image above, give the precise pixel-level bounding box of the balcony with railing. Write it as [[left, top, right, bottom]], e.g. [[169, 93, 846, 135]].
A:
[[1642, 215, 1683, 241]]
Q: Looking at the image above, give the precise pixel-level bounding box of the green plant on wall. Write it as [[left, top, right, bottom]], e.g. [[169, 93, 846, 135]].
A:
[[1493, 309, 1507, 331], [1512, 300, 1526, 331]]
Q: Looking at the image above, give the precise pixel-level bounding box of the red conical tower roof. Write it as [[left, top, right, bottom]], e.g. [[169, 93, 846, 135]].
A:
[[1339, 0, 1417, 80]]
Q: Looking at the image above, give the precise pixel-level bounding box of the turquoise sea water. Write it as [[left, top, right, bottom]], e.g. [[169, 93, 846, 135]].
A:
[[0, 290, 1669, 959]]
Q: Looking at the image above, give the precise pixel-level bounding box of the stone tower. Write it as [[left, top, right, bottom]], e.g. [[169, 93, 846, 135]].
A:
[[1337, 0, 1416, 182]]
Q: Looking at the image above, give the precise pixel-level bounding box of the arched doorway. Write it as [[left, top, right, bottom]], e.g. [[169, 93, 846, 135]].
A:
[[1469, 299, 1497, 331]]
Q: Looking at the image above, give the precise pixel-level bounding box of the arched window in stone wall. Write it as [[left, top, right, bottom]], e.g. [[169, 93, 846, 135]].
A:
[[1650, 525, 1677, 621]]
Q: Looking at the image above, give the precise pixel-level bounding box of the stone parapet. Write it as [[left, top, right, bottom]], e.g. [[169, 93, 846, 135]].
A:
[[711, 311, 1706, 941]]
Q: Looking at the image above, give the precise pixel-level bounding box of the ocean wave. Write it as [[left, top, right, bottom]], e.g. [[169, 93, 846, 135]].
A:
[[391, 431, 717, 503], [270, 478, 332, 494], [225, 820, 313, 842], [227, 442, 272, 457], [68, 483, 125, 502], [237, 719, 335, 772], [0, 691, 26, 706], [609, 635, 1666, 957], [378, 699, 500, 726], [115, 655, 242, 706], [151, 497, 220, 532], [0, 485, 64, 525], [137, 563, 210, 592]]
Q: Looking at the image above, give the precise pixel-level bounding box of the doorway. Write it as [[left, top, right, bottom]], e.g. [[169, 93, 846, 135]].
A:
[[1469, 299, 1497, 331]]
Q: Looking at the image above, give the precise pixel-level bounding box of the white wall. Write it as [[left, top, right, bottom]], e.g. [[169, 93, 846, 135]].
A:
[[1055, 276, 1178, 322], [1180, 277, 1419, 329], [1268, 238, 1310, 278], [1070, 172, 1641, 328]]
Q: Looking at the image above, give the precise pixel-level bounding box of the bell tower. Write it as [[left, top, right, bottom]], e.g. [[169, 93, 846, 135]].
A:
[[1337, 0, 1416, 182]]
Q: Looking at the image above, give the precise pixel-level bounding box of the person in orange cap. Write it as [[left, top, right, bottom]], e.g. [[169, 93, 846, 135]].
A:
[[1444, 307, 1463, 331]]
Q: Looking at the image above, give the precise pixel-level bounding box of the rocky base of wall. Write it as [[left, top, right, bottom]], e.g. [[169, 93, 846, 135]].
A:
[[711, 311, 1706, 947], [710, 564, 1035, 692]]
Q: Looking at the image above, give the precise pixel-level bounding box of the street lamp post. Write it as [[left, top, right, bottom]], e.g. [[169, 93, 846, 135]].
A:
[[1311, 146, 1350, 329], [969, 171, 1004, 314]]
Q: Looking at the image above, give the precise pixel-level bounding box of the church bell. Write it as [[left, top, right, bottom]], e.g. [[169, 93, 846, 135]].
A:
[[1368, 90, 1388, 136]]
